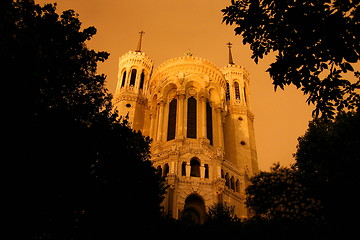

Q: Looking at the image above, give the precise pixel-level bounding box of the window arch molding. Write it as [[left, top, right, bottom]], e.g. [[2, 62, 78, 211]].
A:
[[161, 83, 178, 100]]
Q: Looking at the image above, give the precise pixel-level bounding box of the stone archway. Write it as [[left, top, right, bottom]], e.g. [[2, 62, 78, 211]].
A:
[[182, 194, 206, 224]]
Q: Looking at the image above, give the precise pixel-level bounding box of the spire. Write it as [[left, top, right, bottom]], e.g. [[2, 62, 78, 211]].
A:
[[227, 42, 234, 65], [135, 31, 145, 52]]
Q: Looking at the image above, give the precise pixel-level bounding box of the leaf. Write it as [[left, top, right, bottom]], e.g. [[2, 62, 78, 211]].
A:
[[344, 62, 354, 72], [321, 63, 328, 70]]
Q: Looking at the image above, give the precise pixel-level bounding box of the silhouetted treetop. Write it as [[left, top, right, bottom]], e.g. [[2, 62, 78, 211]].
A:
[[223, 0, 360, 118], [2, 1, 165, 239]]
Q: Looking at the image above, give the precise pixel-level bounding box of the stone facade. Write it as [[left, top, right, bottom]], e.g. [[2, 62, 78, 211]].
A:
[[113, 49, 258, 223]]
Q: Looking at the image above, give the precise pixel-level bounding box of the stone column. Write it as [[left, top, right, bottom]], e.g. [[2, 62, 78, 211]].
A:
[[156, 100, 165, 142], [176, 91, 186, 139], [186, 163, 191, 177], [216, 107, 224, 148], [217, 165, 222, 179], [149, 111, 155, 140], [200, 164, 205, 178], [199, 97, 207, 139], [170, 161, 175, 174]]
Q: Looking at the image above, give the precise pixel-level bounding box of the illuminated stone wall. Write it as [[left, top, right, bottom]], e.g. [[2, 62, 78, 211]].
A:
[[113, 51, 258, 221]]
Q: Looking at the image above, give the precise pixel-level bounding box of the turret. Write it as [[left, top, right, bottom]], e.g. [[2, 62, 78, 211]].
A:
[[221, 43, 258, 175], [113, 31, 153, 130]]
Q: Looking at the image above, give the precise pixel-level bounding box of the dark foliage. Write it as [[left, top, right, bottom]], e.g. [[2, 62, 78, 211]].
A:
[[2, 1, 165, 239], [243, 110, 360, 238], [222, 0, 360, 118], [246, 163, 324, 224], [295, 110, 360, 234]]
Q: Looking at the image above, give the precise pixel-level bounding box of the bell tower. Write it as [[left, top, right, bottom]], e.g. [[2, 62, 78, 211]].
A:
[[113, 31, 154, 130], [222, 42, 258, 174]]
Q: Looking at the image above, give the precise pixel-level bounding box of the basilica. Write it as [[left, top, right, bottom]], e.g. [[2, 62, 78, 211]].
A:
[[113, 33, 258, 223]]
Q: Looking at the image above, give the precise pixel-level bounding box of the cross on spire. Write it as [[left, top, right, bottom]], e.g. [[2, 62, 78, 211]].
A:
[[135, 31, 145, 52], [227, 42, 234, 65]]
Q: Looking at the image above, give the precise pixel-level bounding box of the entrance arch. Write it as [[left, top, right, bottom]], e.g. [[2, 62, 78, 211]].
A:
[[182, 194, 206, 224]]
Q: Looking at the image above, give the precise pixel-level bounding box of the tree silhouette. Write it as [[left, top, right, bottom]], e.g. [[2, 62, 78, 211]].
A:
[[244, 110, 360, 237], [245, 163, 323, 224], [2, 1, 165, 239], [295, 110, 360, 235], [223, 0, 360, 118]]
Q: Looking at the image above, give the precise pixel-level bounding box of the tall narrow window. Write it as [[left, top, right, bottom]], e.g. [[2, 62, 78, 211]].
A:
[[187, 97, 197, 139], [206, 101, 213, 145], [121, 71, 126, 88], [235, 179, 240, 192], [139, 71, 145, 90], [234, 82, 240, 100], [244, 85, 247, 103], [167, 98, 177, 141], [130, 69, 137, 86], [230, 176, 235, 191], [225, 173, 230, 187], [181, 162, 186, 176], [226, 82, 230, 101]]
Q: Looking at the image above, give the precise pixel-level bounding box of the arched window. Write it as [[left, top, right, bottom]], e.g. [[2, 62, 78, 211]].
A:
[[121, 71, 126, 88], [187, 97, 197, 139], [204, 164, 209, 178], [206, 101, 213, 145], [167, 98, 177, 141], [163, 163, 169, 177], [226, 82, 230, 101], [225, 173, 230, 187], [139, 71, 145, 90], [236, 179, 240, 192], [234, 82, 240, 100], [181, 162, 187, 176], [130, 69, 137, 86], [244, 85, 247, 103], [190, 158, 200, 177], [230, 176, 235, 191]]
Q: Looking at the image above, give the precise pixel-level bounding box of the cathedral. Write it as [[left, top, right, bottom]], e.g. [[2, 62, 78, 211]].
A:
[[113, 33, 259, 223]]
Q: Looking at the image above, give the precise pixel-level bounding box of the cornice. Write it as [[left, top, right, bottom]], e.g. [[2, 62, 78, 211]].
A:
[[118, 51, 154, 70], [221, 64, 249, 76], [113, 93, 148, 106]]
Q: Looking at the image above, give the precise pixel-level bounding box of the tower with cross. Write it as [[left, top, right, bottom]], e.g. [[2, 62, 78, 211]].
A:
[[227, 42, 234, 65], [136, 31, 145, 52], [113, 31, 153, 130]]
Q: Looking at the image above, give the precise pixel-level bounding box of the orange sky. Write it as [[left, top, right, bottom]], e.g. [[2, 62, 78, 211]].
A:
[[38, 0, 313, 170]]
